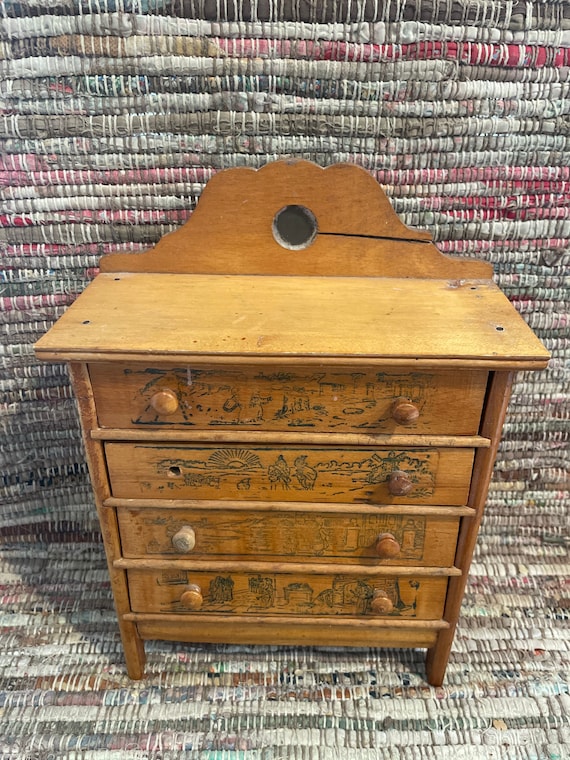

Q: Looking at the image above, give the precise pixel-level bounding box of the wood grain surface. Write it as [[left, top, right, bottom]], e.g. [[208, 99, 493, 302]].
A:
[[105, 443, 475, 505], [97, 161, 493, 279], [89, 362, 488, 435], [131, 615, 443, 649], [35, 274, 550, 368], [117, 506, 460, 566], [126, 568, 449, 619]]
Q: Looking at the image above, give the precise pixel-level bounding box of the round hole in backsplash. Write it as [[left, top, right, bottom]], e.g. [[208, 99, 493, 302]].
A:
[[272, 205, 318, 250]]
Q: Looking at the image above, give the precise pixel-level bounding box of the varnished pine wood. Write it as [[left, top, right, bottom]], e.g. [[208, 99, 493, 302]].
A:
[[35, 274, 550, 368], [104, 443, 475, 506], [88, 363, 489, 437], [115, 507, 460, 566], [98, 161, 493, 279], [34, 160, 548, 683], [126, 612, 449, 630], [425, 371, 515, 686], [41, 352, 551, 370], [387, 470, 414, 496], [374, 533, 402, 560], [391, 398, 420, 425], [149, 389, 179, 416], [114, 558, 461, 576], [179, 584, 203, 610], [67, 363, 146, 680], [105, 497, 476, 517], [131, 616, 444, 649], [91, 428, 491, 448], [126, 569, 450, 619], [370, 590, 394, 615]]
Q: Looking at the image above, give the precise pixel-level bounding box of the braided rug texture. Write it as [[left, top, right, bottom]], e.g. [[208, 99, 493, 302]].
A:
[[1, 1, 569, 757]]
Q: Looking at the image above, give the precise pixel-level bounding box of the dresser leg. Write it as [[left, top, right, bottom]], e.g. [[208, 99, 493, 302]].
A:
[[425, 629, 454, 686], [120, 622, 147, 680]]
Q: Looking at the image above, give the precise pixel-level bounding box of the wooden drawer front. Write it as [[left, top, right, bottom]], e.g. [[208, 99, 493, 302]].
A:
[[89, 363, 487, 435], [127, 569, 448, 620], [134, 618, 441, 649], [118, 508, 460, 566], [106, 444, 474, 505]]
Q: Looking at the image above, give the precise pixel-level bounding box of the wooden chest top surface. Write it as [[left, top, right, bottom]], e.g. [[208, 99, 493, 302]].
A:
[[35, 272, 548, 368]]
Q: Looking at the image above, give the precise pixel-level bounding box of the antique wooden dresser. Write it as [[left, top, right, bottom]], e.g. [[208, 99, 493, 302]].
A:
[[35, 161, 549, 685]]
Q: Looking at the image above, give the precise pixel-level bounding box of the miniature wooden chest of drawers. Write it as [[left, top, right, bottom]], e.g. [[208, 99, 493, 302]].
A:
[[35, 161, 549, 685]]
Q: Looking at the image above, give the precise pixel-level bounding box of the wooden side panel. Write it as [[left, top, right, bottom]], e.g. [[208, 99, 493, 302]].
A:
[[127, 569, 448, 620], [133, 616, 441, 648], [105, 443, 475, 506], [426, 371, 515, 686], [89, 363, 488, 436], [67, 363, 146, 680], [117, 507, 460, 567]]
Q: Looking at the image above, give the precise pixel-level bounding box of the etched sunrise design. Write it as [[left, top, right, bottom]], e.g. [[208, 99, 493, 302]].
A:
[[206, 449, 262, 471]]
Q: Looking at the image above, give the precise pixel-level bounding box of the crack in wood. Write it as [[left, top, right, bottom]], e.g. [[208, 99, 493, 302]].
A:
[[319, 232, 432, 244]]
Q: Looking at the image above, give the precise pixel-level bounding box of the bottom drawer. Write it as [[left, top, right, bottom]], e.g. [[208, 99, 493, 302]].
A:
[[127, 569, 448, 620]]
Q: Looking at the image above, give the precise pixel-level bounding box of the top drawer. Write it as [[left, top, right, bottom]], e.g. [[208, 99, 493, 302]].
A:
[[89, 363, 487, 435]]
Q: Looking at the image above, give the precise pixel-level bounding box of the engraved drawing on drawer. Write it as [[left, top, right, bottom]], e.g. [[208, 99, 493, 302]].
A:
[[89, 363, 488, 434], [117, 508, 461, 566], [127, 569, 448, 619], [105, 444, 475, 505]]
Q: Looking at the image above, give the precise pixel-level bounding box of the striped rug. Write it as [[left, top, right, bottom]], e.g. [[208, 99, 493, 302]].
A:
[[1, 1, 568, 757]]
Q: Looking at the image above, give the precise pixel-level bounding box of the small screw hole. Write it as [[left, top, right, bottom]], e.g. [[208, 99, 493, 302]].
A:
[[168, 466, 182, 477]]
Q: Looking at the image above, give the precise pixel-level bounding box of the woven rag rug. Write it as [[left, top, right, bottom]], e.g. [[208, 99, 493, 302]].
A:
[[0, 1, 569, 757]]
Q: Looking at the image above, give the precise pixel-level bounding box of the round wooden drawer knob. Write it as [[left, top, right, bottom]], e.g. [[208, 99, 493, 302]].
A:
[[374, 533, 401, 559], [370, 590, 394, 615], [171, 526, 196, 553], [180, 583, 203, 610], [150, 389, 179, 416], [391, 397, 420, 425], [388, 470, 414, 496]]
